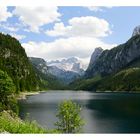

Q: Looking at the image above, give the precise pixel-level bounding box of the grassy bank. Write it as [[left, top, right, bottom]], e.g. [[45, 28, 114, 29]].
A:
[[0, 89, 59, 134], [0, 110, 58, 133]]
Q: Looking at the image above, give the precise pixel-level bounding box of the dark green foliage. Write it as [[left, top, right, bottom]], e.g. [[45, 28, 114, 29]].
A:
[[69, 75, 101, 90], [55, 100, 84, 133], [97, 68, 140, 91], [0, 69, 18, 112], [0, 33, 39, 93], [0, 69, 15, 94], [76, 35, 140, 92], [29, 57, 67, 90], [32, 66, 65, 90], [72, 68, 140, 92]]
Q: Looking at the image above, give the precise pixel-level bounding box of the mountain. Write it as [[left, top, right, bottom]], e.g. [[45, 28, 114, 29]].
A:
[[47, 57, 84, 75], [86, 47, 103, 76], [96, 68, 140, 91], [0, 33, 39, 93], [71, 67, 140, 91], [47, 57, 85, 83], [29, 57, 83, 84], [71, 26, 140, 92], [132, 25, 140, 36], [29, 57, 48, 74], [29, 57, 64, 89], [85, 34, 140, 78], [48, 66, 80, 84]]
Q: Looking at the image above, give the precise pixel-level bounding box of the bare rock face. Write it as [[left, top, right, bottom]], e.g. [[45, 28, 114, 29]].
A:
[[48, 66, 80, 84], [29, 57, 48, 74], [47, 57, 85, 83], [86, 47, 103, 77], [29, 57, 84, 84], [88, 47, 103, 67], [47, 57, 84, 73], [132, 25, 140, 36], [85, 28, 140, 78]]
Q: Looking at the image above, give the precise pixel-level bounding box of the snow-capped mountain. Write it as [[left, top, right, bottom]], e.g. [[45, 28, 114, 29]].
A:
[[47, 57, 84, 75], [29, 57, 85, 84]]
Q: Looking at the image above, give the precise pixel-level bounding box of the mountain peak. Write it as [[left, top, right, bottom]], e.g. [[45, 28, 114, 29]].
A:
[[132, 25, 140, 36], [47, 57, 83, 71], [88, 47, 103, 65], [85, 33, 140, 78], [85, 47, 103, 77], [66, 57, 78, 63]]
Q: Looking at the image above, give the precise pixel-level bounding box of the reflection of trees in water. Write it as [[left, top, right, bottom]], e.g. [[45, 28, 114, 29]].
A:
[[86, 97, 140, 118]]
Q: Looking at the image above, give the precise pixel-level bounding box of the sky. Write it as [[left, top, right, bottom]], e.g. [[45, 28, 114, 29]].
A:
[[0, 6, 140, 69]]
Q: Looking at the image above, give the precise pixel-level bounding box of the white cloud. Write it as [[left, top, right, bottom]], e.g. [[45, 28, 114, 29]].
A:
[[87, 7, 103, 12], [10, 33, 26, 40], [46, 16, 111, 37], [0, 7, 12, 22], [13, 7, 61, 32], [0, 23, 19, 32], [87, 6, 112, 12], [22, 37, 116, 68]]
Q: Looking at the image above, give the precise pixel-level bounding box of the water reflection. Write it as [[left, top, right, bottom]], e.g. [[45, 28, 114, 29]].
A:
[[19, 91, 140, 133]]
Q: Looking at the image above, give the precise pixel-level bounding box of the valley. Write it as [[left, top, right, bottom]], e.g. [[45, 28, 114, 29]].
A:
[[1, 16, 140, 133]]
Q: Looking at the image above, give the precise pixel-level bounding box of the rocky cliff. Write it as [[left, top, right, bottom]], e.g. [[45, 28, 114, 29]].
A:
[[29, 57, 82, 84], [29, 57, 48, 74], [47, 57, 84, 74], [85, 35, 140, 78], [132, 25, 140, 36]]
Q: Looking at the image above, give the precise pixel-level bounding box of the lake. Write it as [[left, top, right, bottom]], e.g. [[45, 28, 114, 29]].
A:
[[18, 90, 140, 133]]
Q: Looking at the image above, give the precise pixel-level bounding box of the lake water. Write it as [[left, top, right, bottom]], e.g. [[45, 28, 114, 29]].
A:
[[18, 90, 140, 133]]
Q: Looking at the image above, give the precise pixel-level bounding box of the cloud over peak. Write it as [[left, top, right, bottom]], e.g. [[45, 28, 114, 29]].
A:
[[22, 37, 116, 68]]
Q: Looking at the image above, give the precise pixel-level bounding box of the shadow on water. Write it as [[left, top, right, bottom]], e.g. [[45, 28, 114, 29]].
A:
[[87, 96, 140, 117], [85, 94, 140, 133], [18, 91, 140, 133]]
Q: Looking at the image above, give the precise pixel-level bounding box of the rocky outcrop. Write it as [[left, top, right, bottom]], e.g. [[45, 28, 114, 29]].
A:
[[47, 57, 84, 75], [86, 47, 103, 76], [132, 25, 140, 36], [48, 66, 80, 84], [29, 57, 48, 74], [47, 57, 85, 83], [85, 34, 140, 78], [29, 57, 82, 84]]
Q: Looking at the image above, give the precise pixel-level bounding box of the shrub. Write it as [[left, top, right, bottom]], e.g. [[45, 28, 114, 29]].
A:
[[55, 100, 84, 133]]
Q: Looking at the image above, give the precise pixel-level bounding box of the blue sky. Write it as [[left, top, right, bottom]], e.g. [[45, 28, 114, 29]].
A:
[[2, 6, 140, 43], [0, 6, 140, 68]]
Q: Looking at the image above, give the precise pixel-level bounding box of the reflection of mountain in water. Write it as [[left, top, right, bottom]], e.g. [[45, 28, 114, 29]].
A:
[[19, 91, 140, 133], [86, 93, 140, 118]]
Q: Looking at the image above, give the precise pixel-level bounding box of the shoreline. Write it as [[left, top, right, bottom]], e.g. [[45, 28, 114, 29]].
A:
[[17, 91, 42, 100], [16, 90, 140, 100], [95, 90, 140, 94]]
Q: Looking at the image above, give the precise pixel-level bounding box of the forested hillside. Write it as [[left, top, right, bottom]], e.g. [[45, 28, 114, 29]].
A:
[[0, 33, 39, 93], [71, 32, 140, 92]]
